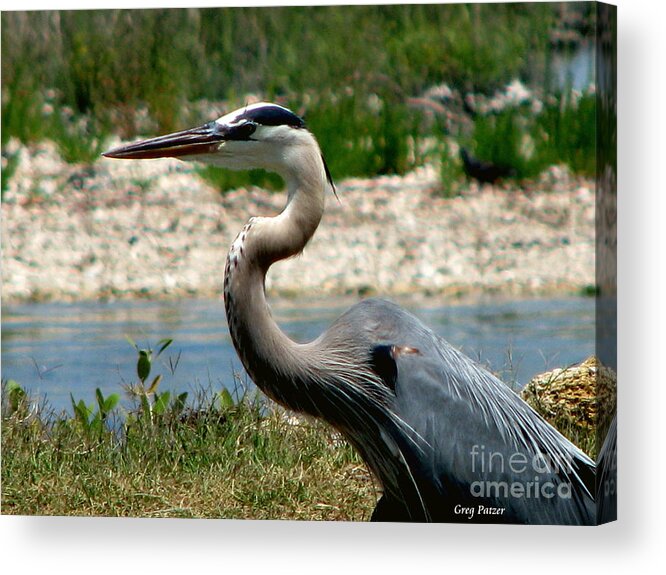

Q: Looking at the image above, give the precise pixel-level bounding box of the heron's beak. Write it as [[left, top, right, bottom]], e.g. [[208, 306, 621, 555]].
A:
[[103, 123, 225, 160]]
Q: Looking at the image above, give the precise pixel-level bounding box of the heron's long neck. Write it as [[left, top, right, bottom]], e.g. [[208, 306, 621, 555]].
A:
[[222, 154, 417, 504], [223, 146, 327, 410]]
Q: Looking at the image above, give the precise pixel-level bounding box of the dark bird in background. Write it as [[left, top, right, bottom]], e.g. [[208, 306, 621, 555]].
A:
[[460, 147, 516, 184]]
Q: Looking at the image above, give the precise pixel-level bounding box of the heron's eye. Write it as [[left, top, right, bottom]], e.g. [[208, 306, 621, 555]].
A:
[[226, 121, 257, 141]]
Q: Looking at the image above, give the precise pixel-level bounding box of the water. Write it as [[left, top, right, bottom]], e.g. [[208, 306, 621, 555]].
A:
[[1, 297, 595, 414], [552, 42, 595, 91]]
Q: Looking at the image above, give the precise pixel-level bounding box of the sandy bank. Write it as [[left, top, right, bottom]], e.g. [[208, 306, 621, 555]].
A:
[[2, 140, 595, 304]]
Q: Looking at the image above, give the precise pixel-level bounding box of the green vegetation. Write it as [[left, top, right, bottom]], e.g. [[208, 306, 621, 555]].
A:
[[439, 139, 465, 198], [1, 339, 377, 519], [469, 91, 597, 179], [1, 6, 556, 126], [2, 5, 597, 191], [300, 89, 426, 180], [2, 336, 598, 518], [2, 380, 375, 519], [48, 108, 108, 165], [2, 374, 598, 518]]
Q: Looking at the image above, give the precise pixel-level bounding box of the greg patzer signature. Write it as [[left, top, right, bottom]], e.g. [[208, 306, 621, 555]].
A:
[[454, 504, 506, 520]]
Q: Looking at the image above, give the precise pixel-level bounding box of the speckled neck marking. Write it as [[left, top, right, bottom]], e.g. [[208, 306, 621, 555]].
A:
[[223, 218, 256, 350]]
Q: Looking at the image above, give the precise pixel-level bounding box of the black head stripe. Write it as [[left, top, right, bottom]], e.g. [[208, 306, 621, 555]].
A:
[[242, 104, 305, 129]]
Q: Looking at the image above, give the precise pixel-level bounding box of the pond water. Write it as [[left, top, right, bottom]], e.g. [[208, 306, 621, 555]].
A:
[[1, 296, 594, 414], [552, 42, 595, 91]]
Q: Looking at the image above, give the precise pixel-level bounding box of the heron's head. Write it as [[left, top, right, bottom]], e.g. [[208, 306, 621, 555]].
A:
[[103, 102, 333, 188]]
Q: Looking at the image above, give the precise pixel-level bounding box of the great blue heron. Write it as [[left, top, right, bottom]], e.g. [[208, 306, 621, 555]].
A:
[[104, 102, 595, 524]]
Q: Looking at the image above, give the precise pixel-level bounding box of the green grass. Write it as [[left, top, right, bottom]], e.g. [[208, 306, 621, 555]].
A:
[[1, 381, 376, 519], [532, 91, 597, 176], [299, 89, 426, 180], [1, 339, 377, 519], [438, 139, 465, 198], [1, 5, 556, 127], [2, 359, 599, 520], [48, 108, 108, 165]]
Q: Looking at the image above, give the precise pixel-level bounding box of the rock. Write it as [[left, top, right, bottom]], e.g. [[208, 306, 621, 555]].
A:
[[521, 356, 617, 436]]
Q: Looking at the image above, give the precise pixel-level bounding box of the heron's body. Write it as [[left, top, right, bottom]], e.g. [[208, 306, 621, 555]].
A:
[[105, 102, 595, 524]]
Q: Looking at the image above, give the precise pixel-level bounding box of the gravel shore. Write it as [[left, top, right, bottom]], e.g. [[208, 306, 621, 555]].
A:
[[2, 140, 595, 304]]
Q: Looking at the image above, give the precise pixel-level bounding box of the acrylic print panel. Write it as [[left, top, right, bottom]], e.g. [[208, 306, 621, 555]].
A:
[[1, 2, 616, 524]]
